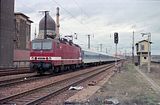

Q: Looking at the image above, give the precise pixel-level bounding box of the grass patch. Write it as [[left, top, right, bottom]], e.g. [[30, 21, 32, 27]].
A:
[[131, 94, 158, 105], [91, 62, 160, 105]]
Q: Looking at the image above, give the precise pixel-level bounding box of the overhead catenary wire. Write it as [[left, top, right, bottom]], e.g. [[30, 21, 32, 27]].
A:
[[16, 0, 99, 50], [72, 0, 90, 18], [16, 1, 76, 39], [17, 0, 94, 37], [49, 0, 98, 49], [50, 0, 93, 33]]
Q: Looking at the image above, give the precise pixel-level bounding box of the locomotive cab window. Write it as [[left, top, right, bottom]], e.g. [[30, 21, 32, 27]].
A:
[[32, 41, 52, 50], [32, 42, 41, 50], [42, 41, 52, 50]]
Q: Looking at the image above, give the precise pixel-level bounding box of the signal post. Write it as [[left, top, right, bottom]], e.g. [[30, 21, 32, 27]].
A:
[[114, 32, 119, 70]]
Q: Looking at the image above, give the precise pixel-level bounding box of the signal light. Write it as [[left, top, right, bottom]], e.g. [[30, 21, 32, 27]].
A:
[[114, 32, 118, 44]]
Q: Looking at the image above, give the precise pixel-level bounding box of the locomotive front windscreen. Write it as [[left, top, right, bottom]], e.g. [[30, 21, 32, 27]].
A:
[[32, 42, 41, 50], [32, 41, 52, 50], [42, 42, 52, 50]]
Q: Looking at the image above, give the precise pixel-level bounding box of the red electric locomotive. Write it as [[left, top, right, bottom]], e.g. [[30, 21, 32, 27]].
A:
[[30, 38, 82, 74]]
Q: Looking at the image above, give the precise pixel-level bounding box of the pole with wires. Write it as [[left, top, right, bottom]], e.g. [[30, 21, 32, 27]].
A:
[[87, 35, 91, 49], [132, 31, 135, 64], [56, 7, 60, 39]]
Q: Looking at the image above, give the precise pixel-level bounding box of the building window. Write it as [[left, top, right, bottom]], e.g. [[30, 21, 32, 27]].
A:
[[140, 44, 144, 51]]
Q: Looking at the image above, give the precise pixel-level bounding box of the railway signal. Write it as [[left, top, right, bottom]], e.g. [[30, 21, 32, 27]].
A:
[[114, 32, 118, 44], [114, 32, 119, 70]]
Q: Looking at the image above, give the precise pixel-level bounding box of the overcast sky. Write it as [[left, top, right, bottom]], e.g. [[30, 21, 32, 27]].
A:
[[15, 0, 160, 55]]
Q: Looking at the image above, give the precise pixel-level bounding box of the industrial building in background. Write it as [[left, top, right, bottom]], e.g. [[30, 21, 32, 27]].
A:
[[13, 13, 33, 67], [14, 12, 33, 50], [0, 0, 33, 68], [38, 12, 56, 39], [38, 7, 60, 39], [0, 0, 15, 68]]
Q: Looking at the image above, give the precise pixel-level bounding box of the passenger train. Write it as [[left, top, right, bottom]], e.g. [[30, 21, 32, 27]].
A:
[[30, 38, 117, 74]]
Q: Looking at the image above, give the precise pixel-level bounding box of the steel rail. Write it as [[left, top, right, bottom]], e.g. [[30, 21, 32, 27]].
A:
[[0, 68, 31, 76], [0, 74, 53, 87], [25, 64, 115, 105], [0, 63, 111, 87], [0, 64, 115, 104]]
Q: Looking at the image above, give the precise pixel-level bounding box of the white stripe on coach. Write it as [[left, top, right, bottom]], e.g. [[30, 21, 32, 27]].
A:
[[30, 56, 82, 61]]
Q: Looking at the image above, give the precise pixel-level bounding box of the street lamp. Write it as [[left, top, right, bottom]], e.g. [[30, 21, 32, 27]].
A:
[[141, 32, 151, 72]]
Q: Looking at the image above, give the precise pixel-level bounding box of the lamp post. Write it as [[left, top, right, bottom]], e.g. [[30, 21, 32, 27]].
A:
[[132, 25, 136, 64], [141, 32, 151, 72]]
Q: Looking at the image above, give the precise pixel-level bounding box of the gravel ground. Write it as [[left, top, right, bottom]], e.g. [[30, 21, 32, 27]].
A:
[[40, 64, 115, 105], [0, 64, 108, 100], [0, 72, 36, 82]]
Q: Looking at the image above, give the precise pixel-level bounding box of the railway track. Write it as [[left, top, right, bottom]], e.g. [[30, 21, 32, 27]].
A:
[[0, 66, 101, 87], [0, 68, 31, 76], [0, 63, 116, 88], [0, 63, 115, 105], [0, 74, 52, 87]]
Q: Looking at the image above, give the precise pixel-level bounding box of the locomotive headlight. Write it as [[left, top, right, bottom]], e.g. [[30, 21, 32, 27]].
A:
[[30, 57, 34, 60]]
